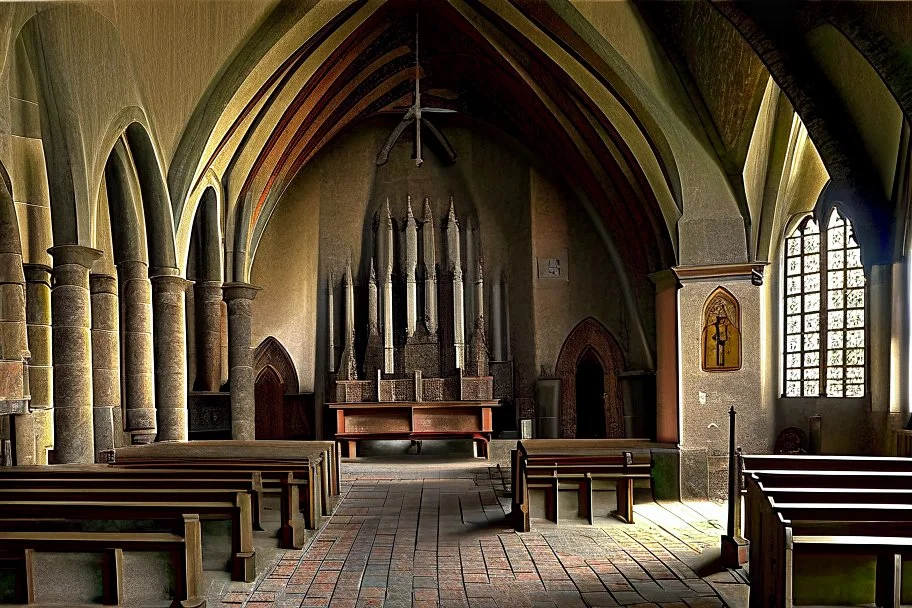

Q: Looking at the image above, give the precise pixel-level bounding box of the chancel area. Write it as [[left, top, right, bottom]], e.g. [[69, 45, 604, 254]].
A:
[[1, 0, 912, 606]]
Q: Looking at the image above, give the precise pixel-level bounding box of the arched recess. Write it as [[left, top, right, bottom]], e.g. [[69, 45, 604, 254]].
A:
[[124, 123, 177, 272], [103, 138, 149, 264], [253, 336, 299, 394], [555, 317, 625, 439]]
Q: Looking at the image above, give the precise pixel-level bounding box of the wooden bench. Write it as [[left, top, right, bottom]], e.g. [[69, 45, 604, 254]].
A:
[[741, 455, 912, 607], [0, 489, 257, 582], [0, 514, 205, 607], [511, 439, 654, 532]]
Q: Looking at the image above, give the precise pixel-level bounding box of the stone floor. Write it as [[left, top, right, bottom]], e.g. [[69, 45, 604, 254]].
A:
[[209, 458, 748, 608]]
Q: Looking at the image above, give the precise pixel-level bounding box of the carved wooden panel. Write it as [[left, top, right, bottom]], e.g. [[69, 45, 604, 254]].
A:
[[253, 336, 299, 394]]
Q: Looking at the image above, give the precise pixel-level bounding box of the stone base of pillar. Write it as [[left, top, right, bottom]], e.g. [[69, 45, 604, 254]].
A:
[[32, 408, 52, 464], [157, 408, 188, 442], [54, 404, 95, 463], [93, 406, 115, 461], [125, 408, 157, 445], [11, 411, 36, 465]]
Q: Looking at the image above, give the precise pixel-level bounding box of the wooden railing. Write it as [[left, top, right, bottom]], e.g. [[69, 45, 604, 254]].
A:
[[894, 429, 912, 456]]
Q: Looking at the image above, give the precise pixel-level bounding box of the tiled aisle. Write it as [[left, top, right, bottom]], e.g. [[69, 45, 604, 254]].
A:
[[225, 460, 745, 608]]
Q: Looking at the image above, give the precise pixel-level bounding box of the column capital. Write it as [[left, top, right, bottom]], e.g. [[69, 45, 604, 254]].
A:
[[196, 280, 223, 289], [23, 264, 52, 284], [223, 282, 261, 302], [48, 245, 103, 269], [150, 273, 191, 293], [648, 269, 680, 292], [149, 266, 180, 278], [89, 273, 118, 295]]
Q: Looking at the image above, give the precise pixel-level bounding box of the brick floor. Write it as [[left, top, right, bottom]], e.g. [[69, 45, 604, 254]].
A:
[[213, 460, 744, 608]]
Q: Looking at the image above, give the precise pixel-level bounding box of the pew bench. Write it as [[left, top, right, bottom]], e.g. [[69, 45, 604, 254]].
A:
[[0, 491, 256, 582], [334, 431, 491, 458], [0, 514, 205, 608], [511, 439, 653, 532]]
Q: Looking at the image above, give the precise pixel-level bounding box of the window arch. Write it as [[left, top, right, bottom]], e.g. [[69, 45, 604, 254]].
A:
[[783, 209, 866, 398]]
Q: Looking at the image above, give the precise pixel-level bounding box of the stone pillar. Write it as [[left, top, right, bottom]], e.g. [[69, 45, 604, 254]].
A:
[[223, 282, 261, 440], [118, 260, 156, 445], [89, 273, 119, 461], [151, 271, 190, 441], [650, 270, 680, 444], [24, 264, 53, 464], [194, 280, 223, 392], [49, 245, 102, 464]]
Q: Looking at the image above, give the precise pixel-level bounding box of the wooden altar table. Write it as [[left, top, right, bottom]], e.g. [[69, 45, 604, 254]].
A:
[[328, 400, 499, 458]]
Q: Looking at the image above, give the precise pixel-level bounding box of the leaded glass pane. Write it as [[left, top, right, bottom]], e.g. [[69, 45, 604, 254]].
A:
[[787, 316, 801, 334], [828, 311, 844, 330], [827, 381, 843, 397], [846, 248, 862, 268], [804, 273, 820, 292], [827, 350, 843, 366], [847, 289, 864, 308], [804, 293, 820, 312], [804, 254, 820, 274], [847, 309, 864, 328], [828, 332, 844, 349], [804, 352, 819, 367], [786, 381, 801, 397], [787, 258, 801, 275], [829, 289, 844, 309], [787, 239, 801, 256], [828, 271, 844, 289], [828, 250, 844, 270], [804, 313, 820, 332], [847, 233, 859, 248], [847, 367, 864, 380], [787, 277, 801, 294], [805, 234, 820, 254], [805, 220, 820, 234], [787, 369, 801, 381], [846, 329, 864, 348], [828, 225, 844, 248], [828, 212, 844, 229], [847, 269, 865, 288], [804, 332, 820, 351], [846, 348, 864, 366], [787, 335, 801, 352], [846, 384, 863, 397], [804, 380, 820, 396], [787, 354, 800, 368], [827, 366, 843, 379]]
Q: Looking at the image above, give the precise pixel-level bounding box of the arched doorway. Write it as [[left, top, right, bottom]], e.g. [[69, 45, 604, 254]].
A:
[[575, 349, 606, 438], [555, 317, 625, 438], [255, 366, 285, 440]]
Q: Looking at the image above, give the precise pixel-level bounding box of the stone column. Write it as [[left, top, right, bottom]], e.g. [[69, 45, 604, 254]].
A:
[[24, 264, 52, 464], [194, 281, 223, 391], [151, 270, 191, 441], [223, 282, 261, 440], [89, 273, 119, 460], [118, 260, 156, 445], [49, 245, 102, 464], [649, 270, 680, 444]]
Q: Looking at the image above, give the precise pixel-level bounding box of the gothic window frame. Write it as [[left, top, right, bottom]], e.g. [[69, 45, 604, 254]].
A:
[[782, 207, 867, 399]]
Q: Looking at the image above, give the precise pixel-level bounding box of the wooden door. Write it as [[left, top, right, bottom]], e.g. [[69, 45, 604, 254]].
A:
[[255, 366, 285, 439]]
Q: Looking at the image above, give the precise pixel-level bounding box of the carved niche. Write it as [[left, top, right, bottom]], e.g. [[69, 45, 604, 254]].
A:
[[554, 317, 626, 439], [701, 287, 741, 372]]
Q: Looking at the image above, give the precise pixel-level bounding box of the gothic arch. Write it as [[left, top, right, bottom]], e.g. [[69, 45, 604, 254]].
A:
[[555, 317, 625, 439], [253, 336, 298, 395]]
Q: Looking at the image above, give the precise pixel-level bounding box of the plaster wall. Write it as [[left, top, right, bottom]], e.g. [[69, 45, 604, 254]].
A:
[[250, 156, 320, 393], [679, 278, 769, 500]]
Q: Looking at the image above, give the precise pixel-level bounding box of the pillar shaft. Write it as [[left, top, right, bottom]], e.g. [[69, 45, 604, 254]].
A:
[[194, 281, 222, 391], [151, 272, 190, 441], [650, 270, 680, 444], [118, 260, 156, 444], [24, 264, 52, 464], [223, 282, 261, 440], [90, 273, 119, 461], [49, 245, 102, 464]]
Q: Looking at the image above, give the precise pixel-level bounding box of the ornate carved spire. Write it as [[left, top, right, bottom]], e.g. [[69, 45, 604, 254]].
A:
[[368, 257, 379, 336], [445, 196, 461, 276], [404, 195, 418, 338], [422, 197, 438, 335], [327, 271, 335, 373]]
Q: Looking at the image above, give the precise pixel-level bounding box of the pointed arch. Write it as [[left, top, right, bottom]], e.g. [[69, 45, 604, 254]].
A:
[[554, 317, 626, 438], [253, 336, 299, 394]]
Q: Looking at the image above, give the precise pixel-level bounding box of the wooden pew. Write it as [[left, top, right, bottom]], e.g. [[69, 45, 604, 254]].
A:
[[511, 439, 654, 532], [0, 489, 257, 582], [0, 514, 205, 608], [0, 472, 305, 550], [743, 453, 912, 473]]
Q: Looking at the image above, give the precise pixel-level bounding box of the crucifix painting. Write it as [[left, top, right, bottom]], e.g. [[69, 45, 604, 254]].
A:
[[701, 287, 742, 372]]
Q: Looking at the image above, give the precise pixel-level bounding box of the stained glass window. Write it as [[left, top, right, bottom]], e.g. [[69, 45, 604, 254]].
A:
[[783, 210, 865, 398]]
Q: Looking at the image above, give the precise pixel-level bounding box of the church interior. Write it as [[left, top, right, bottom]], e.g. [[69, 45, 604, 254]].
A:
[[1, 0, 912, 606]]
